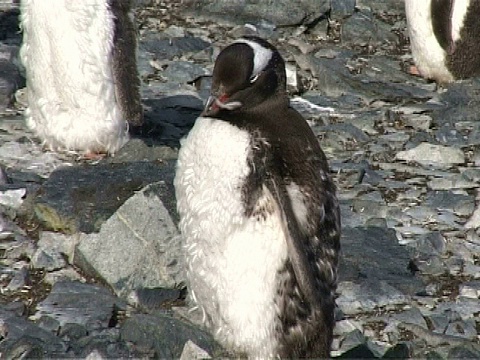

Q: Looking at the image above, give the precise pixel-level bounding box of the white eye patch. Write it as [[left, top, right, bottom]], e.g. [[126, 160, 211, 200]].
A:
[[234, 38, 273, 79]]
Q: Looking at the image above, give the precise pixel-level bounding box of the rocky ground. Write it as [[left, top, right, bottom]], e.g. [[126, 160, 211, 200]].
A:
[[1, 0, 480, 358]]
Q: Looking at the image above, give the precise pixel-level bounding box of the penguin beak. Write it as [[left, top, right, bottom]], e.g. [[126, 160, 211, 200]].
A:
[[202, 93, 242, 116]]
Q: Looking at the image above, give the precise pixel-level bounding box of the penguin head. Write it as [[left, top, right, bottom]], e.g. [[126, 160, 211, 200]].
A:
[[203, 36, 287, 116]]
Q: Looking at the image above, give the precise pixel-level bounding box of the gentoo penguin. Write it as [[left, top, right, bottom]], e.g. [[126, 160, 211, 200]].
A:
[[19, 0, 143, 154], [175, 36, 341, 358], [405, 0, 480, 83]]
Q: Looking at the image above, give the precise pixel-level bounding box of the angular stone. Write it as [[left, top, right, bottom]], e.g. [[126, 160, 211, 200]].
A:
[[392, 307, 428, 329], [396, 143, 464, 167], [75, 182, 184, 298], [31, 281, 123, 332], [0, 309, 66, 357], [120, 313, 223, 359], [182, 0, 329, 27], [337, 281, 410, 315], [339, 226, 424, 296], [140, 33, 210, 61], [33, 160, 177, 233]]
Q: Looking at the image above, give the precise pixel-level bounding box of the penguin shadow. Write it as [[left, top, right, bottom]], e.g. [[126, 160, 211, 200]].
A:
[[129, 95, 204, 148]]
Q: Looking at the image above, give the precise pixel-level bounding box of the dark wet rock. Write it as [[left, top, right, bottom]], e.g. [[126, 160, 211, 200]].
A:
[[75, 182, 184, 299], [32, 160, 177, 233], [182, 0, 329, 27], [120, 312, 224, 358]]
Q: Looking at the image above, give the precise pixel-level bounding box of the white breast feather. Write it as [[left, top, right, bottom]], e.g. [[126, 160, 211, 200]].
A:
[[19, 0, 128, 153], [404, 0, 454, 82], [175, 117, 288, 358]]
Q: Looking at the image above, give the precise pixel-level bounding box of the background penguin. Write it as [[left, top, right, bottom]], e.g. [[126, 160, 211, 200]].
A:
[[405, 0, 480, 83], [175, 36, 341, 358], [19, 0, 143, 155]]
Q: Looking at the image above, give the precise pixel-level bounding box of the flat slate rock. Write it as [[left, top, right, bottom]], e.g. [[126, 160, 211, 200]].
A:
[[75, 182, 184, 298], [32, 160, 177, 233], [182, 0, 330, 26], [120, 312, 225, 359], [339, 226, 424, 295], [31, 280, 124, 331]]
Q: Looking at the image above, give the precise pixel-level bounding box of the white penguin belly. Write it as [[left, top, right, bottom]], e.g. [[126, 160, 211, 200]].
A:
[[19, 0, 128, 153], [175, 117, 288, 358]]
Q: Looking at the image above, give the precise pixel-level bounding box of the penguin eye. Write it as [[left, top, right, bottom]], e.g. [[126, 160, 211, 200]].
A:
[[250, 72, 261, 83]]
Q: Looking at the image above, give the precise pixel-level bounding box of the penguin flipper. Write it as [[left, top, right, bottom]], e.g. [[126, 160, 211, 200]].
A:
[[431, 0, 455, 52], [109, 0, 144, 127], [265, 176, 323, 307]]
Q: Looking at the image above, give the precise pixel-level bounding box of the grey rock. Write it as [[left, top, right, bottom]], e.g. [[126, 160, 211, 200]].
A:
[[180, 340, 212, 360], [139, 95, 203, 148], [396, 143, 465, 167], [31, 248, 67, 271], [31, 280, 124, 332], [0, 309, 67, 357], [33, 160, 177, 233], [161, 61, 209, 84], [445, 319, 477, 340], [128, 287, 184, 311], [0, 59, 23, 109], [141, 32, 211, 61], [356, 0, 405, 14], [425, 191, 475, 217], [337, 280, 410, 315], [382, 342, 411, 359], [427, 174, 477, 191], [75, 182, 184, 299], [448, 344, 480, 359], [182, 0, 329, 26], [428, 314, 449, 334], [339, 226, 424, 295], [5, 266, 29, 291], [296, 54, 432, 103], [0, 141, 69, 179], [341, 9, 398, 46], [392, 307, 428, 329], [331, 0, 356, 18], [120, 312, 223, 358], [69, 328, 134, 359], [338, 329, 366, 353], [0, 187, 25, 209]]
